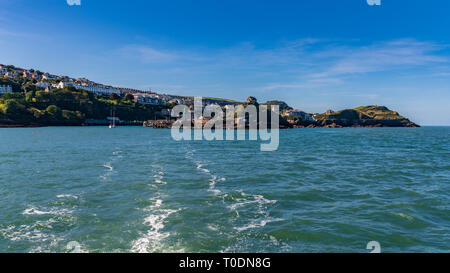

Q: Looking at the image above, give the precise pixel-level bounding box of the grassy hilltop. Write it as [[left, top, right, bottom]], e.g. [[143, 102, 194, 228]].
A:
[[313, 106, 419, 127]]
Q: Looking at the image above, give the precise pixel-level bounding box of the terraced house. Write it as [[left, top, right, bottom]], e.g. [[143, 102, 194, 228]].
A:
[[0, 85, 12, 94], [132, 93, 168, 106], [57, 81, 121, 96]]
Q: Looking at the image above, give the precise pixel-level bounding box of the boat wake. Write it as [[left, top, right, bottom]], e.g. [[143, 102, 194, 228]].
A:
[[99, 148, 122, 181], [131, 164, 182, 253], [184, 146, 287, 251], [131, 198, 180, 253], [0, 202, 78, 252], [194, 161, 226, 195]]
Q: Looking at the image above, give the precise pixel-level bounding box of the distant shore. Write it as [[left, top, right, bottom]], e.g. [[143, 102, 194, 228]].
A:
[[0, 122, 420, 129], [0, 122, 144, 128]]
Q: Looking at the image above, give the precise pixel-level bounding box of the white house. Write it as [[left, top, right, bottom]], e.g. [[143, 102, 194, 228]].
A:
[[42, 73, 55, 80], [57, 82, 121, 96], [133, 93, 168, 106], [284, 109, 315, 122], [0, 85, 13, 94], [35, 82, 51, 89]]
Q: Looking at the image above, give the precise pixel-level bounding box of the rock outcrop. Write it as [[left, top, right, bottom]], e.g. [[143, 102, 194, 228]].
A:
[[312, 106, 419, 127]]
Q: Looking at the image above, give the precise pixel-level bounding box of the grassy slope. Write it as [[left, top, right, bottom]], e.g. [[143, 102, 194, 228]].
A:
[[315, 106, 408, 121], [0, 88, 165, 125]]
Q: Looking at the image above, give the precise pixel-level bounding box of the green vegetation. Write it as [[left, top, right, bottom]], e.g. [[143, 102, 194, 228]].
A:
[[0, 87, 165, 125], [354, 105, 406, 120], [0, 78, 23, 92], [312, 105, 418, 127], [314, 109, 369, 120], [314, 106, 406, 121]]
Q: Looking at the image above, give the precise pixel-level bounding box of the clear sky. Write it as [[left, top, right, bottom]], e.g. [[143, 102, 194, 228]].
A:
[[1, 0, 449, 125]]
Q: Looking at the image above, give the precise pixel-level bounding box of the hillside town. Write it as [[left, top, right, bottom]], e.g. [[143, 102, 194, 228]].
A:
[[0, 64, 419, 128], [0, 64, 316, 121], [0, 64, 263, 114], [0, 64, 191, 107]]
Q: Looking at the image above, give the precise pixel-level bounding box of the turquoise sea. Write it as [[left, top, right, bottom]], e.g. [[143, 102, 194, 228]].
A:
[[0, 127, 449, 253]]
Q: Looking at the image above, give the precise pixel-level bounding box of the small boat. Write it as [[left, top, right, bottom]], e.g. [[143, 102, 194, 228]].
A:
[[109, 107, 117, 128]]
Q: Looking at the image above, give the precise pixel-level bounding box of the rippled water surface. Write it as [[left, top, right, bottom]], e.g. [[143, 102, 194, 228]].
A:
[[0, 127, 449, 252]]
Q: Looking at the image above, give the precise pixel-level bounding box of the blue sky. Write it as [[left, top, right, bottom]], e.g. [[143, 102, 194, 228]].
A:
[[1, 0, 450, 125]]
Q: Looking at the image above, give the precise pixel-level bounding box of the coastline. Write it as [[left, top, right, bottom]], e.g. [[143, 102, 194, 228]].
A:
[[0, 122, 421, 129]]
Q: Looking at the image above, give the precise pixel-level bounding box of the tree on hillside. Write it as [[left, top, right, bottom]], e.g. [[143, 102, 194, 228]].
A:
[[22, 83, 37, 93], [109, 93, 120, 100], [63, 86, 77, 92], [46, 105, 61, 116], [124, 93, 134, 101]]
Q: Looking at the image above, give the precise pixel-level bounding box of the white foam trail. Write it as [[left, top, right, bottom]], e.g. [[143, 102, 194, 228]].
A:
[[0, 220, 66, 252], [193, 160, 226, 195], [99, 149, 122, 181], [56, 194, 78, 199], [3, 203, 77, 252], [394, 213, 414, 221], [196, 162, 210, 173], [207, 224, 219, 231], [131, 199, 179, 253], [226, 191, 281, 233], [227, 193, 277, 213], [150, 165, 168, 185], [103, 162, 113, 171], [100, 162, 115, 181], [208, 176, 226, 195], [234, 218, 284, 232], [152, 174, 167, 185], [22, 206, 73, 216]]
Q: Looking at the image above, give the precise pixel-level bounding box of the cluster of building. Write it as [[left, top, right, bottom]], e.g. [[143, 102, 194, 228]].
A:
[[0, 85, 13, 94], [0, 64, 178, 106], [282, 109, 315, 122], [0, 64, 60, 81], [57, 82, 121, 96], [1, 64, 241, 111], [132, 93, 169, 106]]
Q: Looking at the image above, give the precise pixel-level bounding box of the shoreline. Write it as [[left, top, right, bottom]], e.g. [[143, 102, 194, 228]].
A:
[[0, 123, 422, 129]]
